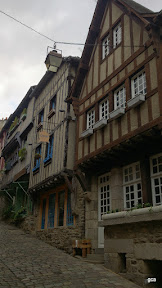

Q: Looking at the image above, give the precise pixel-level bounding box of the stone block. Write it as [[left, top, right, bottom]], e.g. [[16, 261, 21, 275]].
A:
[[134, 243, 162, 260], [104, 239, 133, 253]]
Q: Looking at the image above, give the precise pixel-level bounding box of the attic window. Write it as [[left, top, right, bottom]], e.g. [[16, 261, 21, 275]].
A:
[[102, 34, 110, 60], [102, 21, 122, 60], [113, 22, 122, 48]]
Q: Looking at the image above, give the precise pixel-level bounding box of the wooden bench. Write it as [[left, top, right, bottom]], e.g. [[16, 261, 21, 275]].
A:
[[72, 239, 91, 258]]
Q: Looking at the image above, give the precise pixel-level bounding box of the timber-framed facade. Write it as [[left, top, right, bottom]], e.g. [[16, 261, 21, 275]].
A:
[[68, 0, 162, 285], [28, 57, 85, 253]]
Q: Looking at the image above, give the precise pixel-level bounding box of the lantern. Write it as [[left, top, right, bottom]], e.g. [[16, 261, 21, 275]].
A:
[[45, 50, 62, 72]]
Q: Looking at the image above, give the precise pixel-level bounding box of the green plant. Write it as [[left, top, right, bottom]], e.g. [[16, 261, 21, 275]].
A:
[[2, 205, 14, 220], [21, 108, 27, 115], [136, 203, 143, 209], [12, 207, 27, 224], [9, 116, 19, 132], [144, 202, 151, 207], [18, 147, 27, 161]]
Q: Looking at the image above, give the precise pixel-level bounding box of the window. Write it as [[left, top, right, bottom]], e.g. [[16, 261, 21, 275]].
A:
[[131, 71, 146, 98], [49, 95, 56, 111], [113, 22, 122, 48], [150, 153, 162, 206], [40, 189, 74, 229], [43, 134, 54, 164], [114, 86, 126, 109], [98, 173, 111, 220], [99, 98, 109, 120], [32, 145, 41, 172], [123, 162, 142, 209], [102, 22, 122, 60], [38, 109, 44, 124], [87, 109, 95, 129], [102, 34, 110, 60]]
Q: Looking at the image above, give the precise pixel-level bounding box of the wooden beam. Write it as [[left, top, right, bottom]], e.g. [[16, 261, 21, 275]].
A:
[[61, 172, 74, 194], [74, 169, 89, 192]]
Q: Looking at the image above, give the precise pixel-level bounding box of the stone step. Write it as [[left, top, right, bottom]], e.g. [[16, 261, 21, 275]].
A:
[[85, 253, 104, 264], [95, 248, 104, 254]]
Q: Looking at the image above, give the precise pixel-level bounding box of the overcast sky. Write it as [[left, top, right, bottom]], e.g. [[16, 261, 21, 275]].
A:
[[0, 0, 161, 119]]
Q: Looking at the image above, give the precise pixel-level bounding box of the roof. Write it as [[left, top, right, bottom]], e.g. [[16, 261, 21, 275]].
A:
[[121, 0, 153, 14], [0, 86, 35, 137], [69, 0, 160, 101]]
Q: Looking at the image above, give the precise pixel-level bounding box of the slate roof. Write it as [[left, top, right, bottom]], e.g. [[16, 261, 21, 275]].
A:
[[121, 0, 154, 14]]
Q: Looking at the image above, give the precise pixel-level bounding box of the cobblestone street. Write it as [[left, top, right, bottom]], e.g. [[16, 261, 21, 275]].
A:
[[0, 222, 140, 288]]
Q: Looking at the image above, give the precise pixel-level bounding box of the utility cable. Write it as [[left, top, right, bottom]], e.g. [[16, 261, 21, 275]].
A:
[[0, 9, 145, 48]]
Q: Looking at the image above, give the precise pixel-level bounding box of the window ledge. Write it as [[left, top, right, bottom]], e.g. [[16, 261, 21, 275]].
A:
[[47, 109, 55, 119], [109, 107, 125, 120], [127, 94, 145, 109], [100, 205, 162, 227], [32, 164, 40, 174], [81, 128, 93, 138], [93, 118, 107, 130], [43, 156, 52, 166], [37, 122, 43, 131]]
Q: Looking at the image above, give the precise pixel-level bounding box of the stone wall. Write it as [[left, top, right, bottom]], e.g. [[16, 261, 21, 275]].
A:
[[104, 214, 162, 287]]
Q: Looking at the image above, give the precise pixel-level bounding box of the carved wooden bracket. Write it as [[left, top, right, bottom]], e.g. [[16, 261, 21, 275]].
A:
[[74, 169, 89, 192], [61, 172, 74, 194]]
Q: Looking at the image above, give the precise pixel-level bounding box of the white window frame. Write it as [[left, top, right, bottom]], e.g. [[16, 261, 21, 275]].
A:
[[98, 173, 111, 220], [99, 98, 109, 120], [131, 71, 146, 99], [114, 86, 126, 110], [87, 109, 95, 129], [113, 22, 122, 48], [123, 162, 142, 210], [150, 153, 162, 206], [102, 34, 110, 60]]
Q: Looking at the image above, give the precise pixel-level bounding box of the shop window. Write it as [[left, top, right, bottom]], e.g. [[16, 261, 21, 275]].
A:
[[40, 189, 73, 230], [123, 162, 142, 209], [150, 153, 162, 206], [58, 190, 65, 226]]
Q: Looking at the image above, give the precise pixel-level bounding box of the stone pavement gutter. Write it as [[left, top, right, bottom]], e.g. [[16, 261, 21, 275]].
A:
[[0, 221, 141, 288]]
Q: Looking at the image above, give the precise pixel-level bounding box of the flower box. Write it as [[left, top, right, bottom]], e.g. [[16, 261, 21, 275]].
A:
[[81, 128, 93, 138], [93, 118, 107, 130], [127, 94, 145, 108], [109, 107, 125, 120]]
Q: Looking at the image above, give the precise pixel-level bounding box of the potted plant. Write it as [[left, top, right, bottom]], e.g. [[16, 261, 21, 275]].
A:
[[9, 116, 19, 133], [18, 147, 27, 161]]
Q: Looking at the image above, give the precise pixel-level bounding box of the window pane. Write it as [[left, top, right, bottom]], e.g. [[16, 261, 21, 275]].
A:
[[41, 199, 46, 229], [58, 191, 65, 226], [67, 191, 73, 226], [48, 194, 55, 228]]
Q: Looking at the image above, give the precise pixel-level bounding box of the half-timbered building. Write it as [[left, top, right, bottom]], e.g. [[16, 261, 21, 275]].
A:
[[0, 86, 35, 214], [28, 56, 85, 253], [68, 0, 162, 285]]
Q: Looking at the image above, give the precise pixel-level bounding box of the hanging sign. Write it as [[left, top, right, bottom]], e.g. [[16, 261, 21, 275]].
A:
[[38, 130, 49, 143]]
